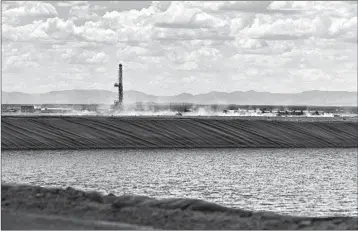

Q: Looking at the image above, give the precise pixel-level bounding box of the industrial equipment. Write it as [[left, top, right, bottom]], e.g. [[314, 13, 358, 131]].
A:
[[113, 63, 123, 110]]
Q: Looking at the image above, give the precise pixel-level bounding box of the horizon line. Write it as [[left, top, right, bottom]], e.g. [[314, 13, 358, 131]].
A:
[[2, 89, 358, 96]]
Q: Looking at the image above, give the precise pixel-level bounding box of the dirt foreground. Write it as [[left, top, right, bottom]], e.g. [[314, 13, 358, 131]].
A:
[[1, 184, 357, 230]]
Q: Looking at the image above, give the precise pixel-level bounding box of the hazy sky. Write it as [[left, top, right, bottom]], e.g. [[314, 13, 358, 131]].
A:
[[2, 1, 357, 95]]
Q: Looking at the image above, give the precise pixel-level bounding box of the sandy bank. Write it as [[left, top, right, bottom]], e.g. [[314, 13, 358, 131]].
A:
[[2, 116, 357, 150], [2, 184, 357, 230]]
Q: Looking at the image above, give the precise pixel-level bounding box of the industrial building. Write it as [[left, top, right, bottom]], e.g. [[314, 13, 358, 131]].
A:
[[20, 105, 35, 113]]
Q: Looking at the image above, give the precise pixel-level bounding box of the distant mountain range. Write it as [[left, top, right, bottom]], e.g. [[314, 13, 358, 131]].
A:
[[2, 90, 357, 106]]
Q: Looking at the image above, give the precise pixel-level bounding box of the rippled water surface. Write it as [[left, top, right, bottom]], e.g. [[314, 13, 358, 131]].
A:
[[2, 148, 357, 217]]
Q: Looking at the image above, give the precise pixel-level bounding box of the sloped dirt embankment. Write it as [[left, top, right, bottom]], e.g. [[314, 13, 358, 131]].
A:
[[1, 116, 357, 150]]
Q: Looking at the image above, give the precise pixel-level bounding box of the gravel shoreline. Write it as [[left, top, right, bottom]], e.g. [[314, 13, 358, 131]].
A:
[[2, 184, 357, 230]]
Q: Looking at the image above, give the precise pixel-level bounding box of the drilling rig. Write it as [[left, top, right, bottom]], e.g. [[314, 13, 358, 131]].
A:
[[113, 63, 123, 110]]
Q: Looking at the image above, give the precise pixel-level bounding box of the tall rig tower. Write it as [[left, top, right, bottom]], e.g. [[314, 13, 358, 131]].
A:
[[114, 63, 123, 109]]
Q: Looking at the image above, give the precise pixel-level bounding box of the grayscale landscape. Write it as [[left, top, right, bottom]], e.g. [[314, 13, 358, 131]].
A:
[[1, 1, 357, 230]]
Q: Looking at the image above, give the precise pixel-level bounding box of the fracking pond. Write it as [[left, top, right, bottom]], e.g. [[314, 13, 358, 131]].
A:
[[2, 148, 357, 217]]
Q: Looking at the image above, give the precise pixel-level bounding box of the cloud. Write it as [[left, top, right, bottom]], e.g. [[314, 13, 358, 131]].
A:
[[1, 1, 357, 94], [2, 17, 118, 45], [68, 3, 100, 23], [3, 47, 41, 73], [218, 1, 272, 12], [84, 52, 109, 64], [2, 1, 58, 18], [2, 22, 49, 42], [235, 38, 269, 49], [89, 1, 153, 13], [154, 1, 227, 29], [153, 27, 234, 41], [4, 54, 40, 71], [329, 16, 357, 39], [243, 17, 314, 40], [184, 1, 273, 13], [1, 1, 58, 27], [178, 62, 199, 71], [55, 1, 88, 8], [75, 21, 118, 44], [60, 49, 109, 65], [289, 68, 332, 83], [95, 67, 106, 73]]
